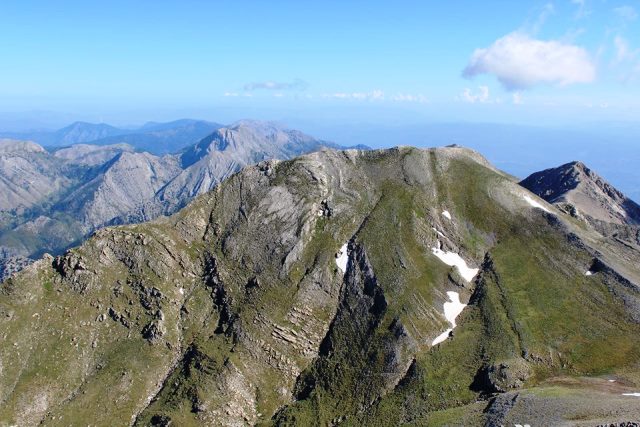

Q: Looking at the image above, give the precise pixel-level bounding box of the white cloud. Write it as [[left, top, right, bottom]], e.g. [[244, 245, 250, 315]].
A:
[[322, 90, 385, 101], [390, 93, 428, 103], [614, 5, 637, 21], [512, 92, 524, 105], [463, 32, 596, 90], [461, 86, 491, 103]]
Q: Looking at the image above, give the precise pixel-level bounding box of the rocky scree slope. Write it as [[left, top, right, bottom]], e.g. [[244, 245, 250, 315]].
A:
[[0, 121, 348, 280], [1, 147, 639, 426]]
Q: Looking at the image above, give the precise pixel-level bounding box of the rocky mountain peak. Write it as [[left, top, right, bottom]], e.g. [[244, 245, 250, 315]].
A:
[[520, 160, 640, 225]]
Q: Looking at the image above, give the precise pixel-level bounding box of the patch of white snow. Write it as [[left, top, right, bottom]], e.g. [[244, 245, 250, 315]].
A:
[[623, 392, 640, 397], [523, 194, 551, 214], [431, 245, 479, 282], [431, 291, 467, 346], [442, 210, 452, 220], [585, 271, 594, 276], [335, 243, 349, 274], [432, 227, 445, 238], [179, 288, 184, 295], [431, 329, 452, 346]]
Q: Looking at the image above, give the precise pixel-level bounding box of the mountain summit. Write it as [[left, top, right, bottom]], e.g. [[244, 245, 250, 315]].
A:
[[520, 160, 640, 226], [1, 146, 639, 425]]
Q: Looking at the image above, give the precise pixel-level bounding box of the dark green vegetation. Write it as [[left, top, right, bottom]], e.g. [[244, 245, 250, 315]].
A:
[[1, 147, 639, 426]]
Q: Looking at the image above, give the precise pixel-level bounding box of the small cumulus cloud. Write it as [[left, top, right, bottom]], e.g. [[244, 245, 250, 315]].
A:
[[243, 79, 309, 91], [460, 86, 491, 103], [463, 32, 596, 90]]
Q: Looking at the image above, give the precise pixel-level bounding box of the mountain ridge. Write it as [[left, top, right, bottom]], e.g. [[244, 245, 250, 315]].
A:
[[1, 146, 639, 425], [0, 121, 364, 279]]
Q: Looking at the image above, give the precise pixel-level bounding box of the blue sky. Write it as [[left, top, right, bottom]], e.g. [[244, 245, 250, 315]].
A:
[[1, 0, 639, 127]]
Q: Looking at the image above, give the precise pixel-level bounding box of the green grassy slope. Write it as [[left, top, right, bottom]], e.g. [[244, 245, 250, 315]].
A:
[[1, 147, 639, 426]]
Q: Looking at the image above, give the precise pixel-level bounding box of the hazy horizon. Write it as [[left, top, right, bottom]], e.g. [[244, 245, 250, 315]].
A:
[[1, 1, 639, 198], [2, 1, 640, 125]]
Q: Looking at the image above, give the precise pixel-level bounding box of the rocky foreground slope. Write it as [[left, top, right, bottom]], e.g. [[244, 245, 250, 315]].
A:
[[1, 146, 639, 426]]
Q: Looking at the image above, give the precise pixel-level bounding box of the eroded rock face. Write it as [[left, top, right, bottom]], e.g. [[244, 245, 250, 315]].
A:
[[1, 147, 640, 426]]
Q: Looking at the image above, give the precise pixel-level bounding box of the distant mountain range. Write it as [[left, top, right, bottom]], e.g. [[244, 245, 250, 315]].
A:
[[0, 120, 367, 279], [0, 119, 223, 154]]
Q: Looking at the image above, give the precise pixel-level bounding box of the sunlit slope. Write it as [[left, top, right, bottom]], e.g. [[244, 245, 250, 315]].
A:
[[1, 146, 638, 426]]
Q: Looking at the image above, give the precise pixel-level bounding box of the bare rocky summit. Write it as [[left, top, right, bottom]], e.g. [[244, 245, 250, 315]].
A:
[[520, 161, 640, 226]]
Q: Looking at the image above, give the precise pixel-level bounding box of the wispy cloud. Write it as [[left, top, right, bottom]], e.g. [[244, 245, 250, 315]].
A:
[[611, 36, 640, 81], [463, 32, 596, 90], [529, 3, 555, 34], [321, 90, 428, 103], [243, 79, 309, 91], [390, 93, 428, 103], [614, 5, 638, 22], [512, 92, 523, 105], [571, 0, 590, 19], [322, 90, 385, 101]]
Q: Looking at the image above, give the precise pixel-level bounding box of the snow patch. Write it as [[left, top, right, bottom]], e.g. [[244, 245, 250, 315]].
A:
[[585, 270, 594, 276], [523, 194, 551, 214], [432, 291, 467, 346], [335, 243, 349, 274], [179, 288, 184, 295], [442, 210, 452, 220], [622, 392, 640, 397], [432, 227, 445, 238], [431, 245, 479, 282]]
